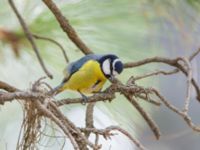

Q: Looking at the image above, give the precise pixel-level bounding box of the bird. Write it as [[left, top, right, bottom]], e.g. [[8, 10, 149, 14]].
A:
[[52, 54, 123, 101]]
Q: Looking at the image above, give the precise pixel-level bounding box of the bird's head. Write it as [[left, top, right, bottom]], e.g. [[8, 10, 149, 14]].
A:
[[99, 54, 123, 79]]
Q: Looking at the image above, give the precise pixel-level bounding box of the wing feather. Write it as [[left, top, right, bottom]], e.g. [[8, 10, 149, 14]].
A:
[[62, 54, 102, 83]]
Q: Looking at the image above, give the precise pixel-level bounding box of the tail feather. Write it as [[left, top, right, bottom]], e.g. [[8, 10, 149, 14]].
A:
[[49, 84, 64, 95]]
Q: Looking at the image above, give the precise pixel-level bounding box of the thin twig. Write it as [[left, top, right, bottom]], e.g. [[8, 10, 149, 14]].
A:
[[110, 79, 161, 139], [94, 133, 99, 148], [49, 101, 97, 150], [0, 81, 20, 92], [152, 88, 200, 132], [8, 0, 53, 79], [136, 95, 161, 106], [189, 48, 200, 60], [33, 34, 69, 63], [109, 78, 162, 140], [85, 103, 95, 138], [123, 57, 178, 69], [106, 126, 147, 150], [133, 69, 179, 81], [177, 57, 192, 114], [124, 49, 200, 102], [123, 47, 200, 68], [81, 126, 147, 150], [35, 100, 80, 150], [126, 95, 161, 140]]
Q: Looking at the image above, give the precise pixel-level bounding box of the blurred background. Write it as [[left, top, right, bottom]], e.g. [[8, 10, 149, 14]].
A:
[[0, 0, 200, 149]]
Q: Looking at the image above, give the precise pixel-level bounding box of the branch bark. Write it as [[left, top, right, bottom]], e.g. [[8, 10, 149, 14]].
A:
[[8, 0, 53, 79], [42, 0, 93, 55], [33, 34, 69, 63]]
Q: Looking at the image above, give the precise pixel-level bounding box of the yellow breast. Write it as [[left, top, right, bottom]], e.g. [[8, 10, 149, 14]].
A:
[[61, 60, 107, 94]]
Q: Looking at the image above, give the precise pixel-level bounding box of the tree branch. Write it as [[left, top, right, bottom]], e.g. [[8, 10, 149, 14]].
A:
[[124, 49, 200, 102], [33, 34, 69, 63], [0, 81, 20, 92], [85, 103, 95, 138], [80, 126, 147, 150], [55, 92, 115, 106], [8, 0, 53, 79], [42, 0, 93, 55]]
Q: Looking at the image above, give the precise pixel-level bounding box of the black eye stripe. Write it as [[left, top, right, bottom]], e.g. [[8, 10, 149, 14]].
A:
[[109, 59, 113, 71], [110, 60, 115, 75]]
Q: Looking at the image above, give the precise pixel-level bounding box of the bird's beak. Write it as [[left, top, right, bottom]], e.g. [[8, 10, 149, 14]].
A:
[[109, 75, 115, 82]]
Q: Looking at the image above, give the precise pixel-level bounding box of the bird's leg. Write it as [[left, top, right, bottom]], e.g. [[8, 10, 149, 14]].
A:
[[78, 90, 88, 104]]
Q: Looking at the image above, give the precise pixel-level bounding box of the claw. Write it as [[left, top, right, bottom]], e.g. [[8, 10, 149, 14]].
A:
[[78, 91, 88, 105], [81, 94, 88, 105]]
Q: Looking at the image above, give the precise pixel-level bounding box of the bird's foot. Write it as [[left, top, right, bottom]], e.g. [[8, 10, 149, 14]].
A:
[[78, 91, 88, 105], [81, 94, 88, 105]]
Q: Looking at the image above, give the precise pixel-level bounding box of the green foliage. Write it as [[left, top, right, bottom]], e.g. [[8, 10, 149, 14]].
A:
[[187, 0, 200, 9]]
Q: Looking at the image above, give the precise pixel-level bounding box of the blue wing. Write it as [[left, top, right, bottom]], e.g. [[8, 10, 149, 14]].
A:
[[62, 54, 102, 83]]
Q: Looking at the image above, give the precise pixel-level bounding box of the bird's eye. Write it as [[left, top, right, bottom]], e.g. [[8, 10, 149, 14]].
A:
[[112, 59, 120, 71], [112, 59, 123, 74]]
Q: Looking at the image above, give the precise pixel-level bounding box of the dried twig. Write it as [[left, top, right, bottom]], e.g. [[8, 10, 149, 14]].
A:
[[133, 69, 179, 81], [178, 57, 192, 114], [42, 0, 93, 55], [136, 94, 161, 106], [123, 57, 178, 68], [80, 126, 147, 150], [110, 79, 161, 139], [0, 81, 20, 92], [189, 48, 200, 60], [85, 103, 95, 138], [0, 91, 42, 104], [49, 101, 98, 150], [8, 0, 53, 79], [35, 100, 80, 150], [125, 95, 161, 140], [152, 89, 200, 132], [33, 34, 69, 63], [106, 126, 147, 150], [124, 49, 200, 102], [55, 93, 115, 106]]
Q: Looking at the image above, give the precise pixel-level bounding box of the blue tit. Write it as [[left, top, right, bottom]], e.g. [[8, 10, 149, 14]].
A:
[[53, 54, 123, 100]]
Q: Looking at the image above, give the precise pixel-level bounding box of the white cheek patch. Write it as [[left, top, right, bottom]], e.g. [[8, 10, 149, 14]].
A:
[[102, 59, 111, 75]]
